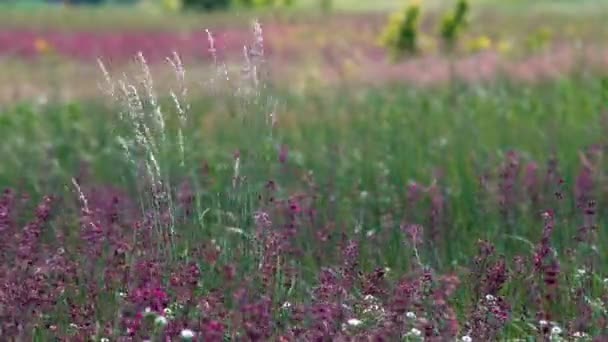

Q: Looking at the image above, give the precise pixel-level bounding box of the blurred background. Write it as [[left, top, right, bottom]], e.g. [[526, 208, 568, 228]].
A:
[[1, 0, 607, 104]]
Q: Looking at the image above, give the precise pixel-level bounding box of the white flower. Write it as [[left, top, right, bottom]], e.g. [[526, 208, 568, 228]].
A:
[[577, 268, 586, 276], [100, 338, 110, 342], [36, 94, 48, 106], [281, 301, 292, 309], [143, 307, 154, 316], [462, 336, 473, 342], [118, 291, 127, 298], [409, 328, 422, 336], [573, 331, 587, 338], [539, 320, 548, 327], [347, 318, 363, 327], [551, 326, 562, 335], [363, 304, 384, 314], [180, 329, 195, 339], [485, 294, 495, 302], [406, 311, 417, 319], [363, 295, 377, 302], [154, 315, 168, 326], [366, 230, 375, 237]]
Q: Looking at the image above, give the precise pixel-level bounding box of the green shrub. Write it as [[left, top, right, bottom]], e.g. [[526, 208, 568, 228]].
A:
[[440, 0, 469, 52], [379, 1, 421, 59], [182, 0, 231, 10]]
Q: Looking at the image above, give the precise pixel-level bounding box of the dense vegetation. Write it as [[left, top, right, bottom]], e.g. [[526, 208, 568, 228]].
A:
[[1, 1, 608, 340]]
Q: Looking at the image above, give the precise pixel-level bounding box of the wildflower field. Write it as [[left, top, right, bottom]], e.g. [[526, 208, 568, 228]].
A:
[[1, 0, 608, 340]]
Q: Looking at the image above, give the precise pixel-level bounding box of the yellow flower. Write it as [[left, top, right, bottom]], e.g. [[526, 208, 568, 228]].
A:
[[419, 34, 437, 53], [34, 38, 52, 54], [468, 35, 492, 53]]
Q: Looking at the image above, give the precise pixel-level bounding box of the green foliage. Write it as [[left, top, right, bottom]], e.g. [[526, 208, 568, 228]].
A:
[[440, 0, 469, 52], [236, 0, 296, 8], [379, 1, 421, 59], [160, 0, 182, 11], [602, 77, 608, 104], [182, 0, 230, 11], [525, 27, 553, 53], [1, 72, 607, 339], [320, 0, 331, 12]]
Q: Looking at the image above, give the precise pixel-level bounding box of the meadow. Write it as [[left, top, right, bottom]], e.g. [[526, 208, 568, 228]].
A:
[[1, 1, 608, 341]]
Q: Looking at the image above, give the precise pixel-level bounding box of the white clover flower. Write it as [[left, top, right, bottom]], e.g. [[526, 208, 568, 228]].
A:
[[551, 326, 562, 335], [347, 318, 363, 327], [163, 307, 174, 318], [100, 338, 110, 342], [572, 331, 587, 338], [462, 336, 473, 342], [154, 315, 168, 326], [180, 329, 195, 339], [363, 294, 377, 302], [118, 291, 127, 298], [366, 230, 376, 237], [485, 294, 495, 302], [577, 268, 586, 276], [281, 301, 292, 309], [539, 320, 548, 327], [409, 328, 422, 337], [143, 307, 154, 316], [406, 311, 417, 320]]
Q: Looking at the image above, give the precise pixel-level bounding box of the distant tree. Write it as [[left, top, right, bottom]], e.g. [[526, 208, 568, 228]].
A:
[[379, 1, 421, 59], [440, 0, 469, 52], [182, 0, 231, 10]]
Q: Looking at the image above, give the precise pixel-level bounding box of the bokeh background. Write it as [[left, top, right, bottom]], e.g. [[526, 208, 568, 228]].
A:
[[1, 0, 607, 103]]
